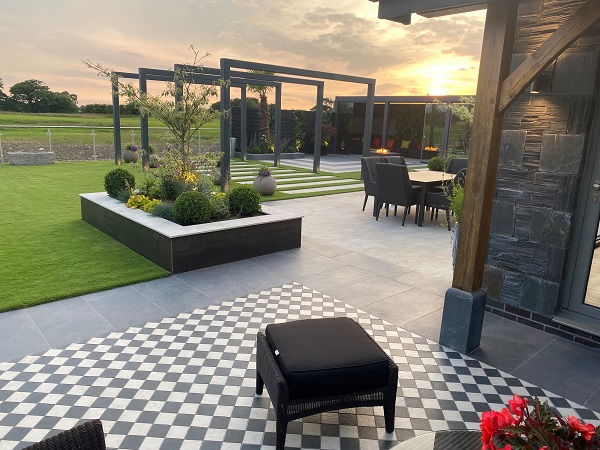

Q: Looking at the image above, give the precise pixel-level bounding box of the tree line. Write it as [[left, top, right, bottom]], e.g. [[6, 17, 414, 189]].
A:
[[0, 77, 139, 115]]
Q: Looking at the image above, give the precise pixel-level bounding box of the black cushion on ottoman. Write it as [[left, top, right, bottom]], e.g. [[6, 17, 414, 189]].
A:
[[265, 317, 390, 398]]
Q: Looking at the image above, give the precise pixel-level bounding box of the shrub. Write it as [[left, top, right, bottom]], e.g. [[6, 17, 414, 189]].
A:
[[137, 176, 160, 199], [210, 192, 231, 220], [126, 194, 151, 209], [282, 146, 297, 153], [160, 177, 186, 201], [428, 156, 445, 172], [104, 168, 135, 199], [228, 185, 261, 217], [149, 154, 161, 168], [173, 191, 212, 225], [247, 146, 267, 154], [142, 199, 162, 212], [150, 202, 174, 221]]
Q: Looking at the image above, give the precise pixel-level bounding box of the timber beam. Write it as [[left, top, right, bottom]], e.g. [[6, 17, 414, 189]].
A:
[[498, 0, 600, 114], [452, 0, 519, 293]]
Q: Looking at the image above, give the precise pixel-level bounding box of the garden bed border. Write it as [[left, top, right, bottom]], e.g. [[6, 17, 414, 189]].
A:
[[81, 192, 302, 273]]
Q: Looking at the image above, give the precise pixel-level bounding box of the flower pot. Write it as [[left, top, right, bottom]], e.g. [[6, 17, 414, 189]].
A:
[[253, 175, 277, 196], [122, 149, 139, 163]]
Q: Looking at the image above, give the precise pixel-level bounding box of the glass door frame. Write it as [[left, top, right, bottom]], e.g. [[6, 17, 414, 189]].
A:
[[561, 99, 600, 320]]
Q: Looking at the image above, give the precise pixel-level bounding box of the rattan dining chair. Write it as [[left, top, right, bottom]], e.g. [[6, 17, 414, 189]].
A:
[[375, 163, 421, 225]]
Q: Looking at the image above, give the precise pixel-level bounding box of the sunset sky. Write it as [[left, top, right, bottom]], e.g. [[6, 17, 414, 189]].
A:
[[0, 0, 486, 109]]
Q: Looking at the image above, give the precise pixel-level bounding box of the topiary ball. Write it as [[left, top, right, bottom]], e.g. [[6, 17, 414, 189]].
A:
[[427, 156, 445, 172], [104, 168, 136, 199], [228, 185, 261, 217], [173, 191, 212, 225]]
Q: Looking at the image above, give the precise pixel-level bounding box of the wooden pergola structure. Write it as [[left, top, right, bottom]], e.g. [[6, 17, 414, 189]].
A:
[[371, 0, 600, 353]]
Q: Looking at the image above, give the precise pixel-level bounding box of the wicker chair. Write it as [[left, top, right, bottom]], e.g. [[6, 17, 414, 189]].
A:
[[361, 156, 386, 214], [425, 168, 466, 230], [446, 157, 468, 174], [383, 155, 407, 166], [23, 420, 106, 450], [256, 318, 398, 450], [375, 163, 421, 225]]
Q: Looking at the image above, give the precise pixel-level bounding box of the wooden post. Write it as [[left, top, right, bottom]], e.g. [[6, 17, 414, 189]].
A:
[[440, 0, 519, 354], [452, 0, 519, 293]]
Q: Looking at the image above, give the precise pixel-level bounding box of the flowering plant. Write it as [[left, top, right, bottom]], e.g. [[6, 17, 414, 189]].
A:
[[126, 145, 138, 151], [481, 395, 600, 450], [257, 164, 271, 177]]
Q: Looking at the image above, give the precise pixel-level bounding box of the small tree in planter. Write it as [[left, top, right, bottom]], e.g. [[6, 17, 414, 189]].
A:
[[84, 46, 224, 183]]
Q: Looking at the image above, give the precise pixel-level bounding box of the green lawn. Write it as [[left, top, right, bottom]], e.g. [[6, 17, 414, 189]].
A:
[[0, 161, 169, 313], [0, 112, 220, 147]]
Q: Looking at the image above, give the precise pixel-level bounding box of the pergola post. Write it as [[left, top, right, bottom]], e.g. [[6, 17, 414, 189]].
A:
[[241, 87, 247, 161], [363, 82, 376, 156], [439, 0, 519, 354], [382, 101, 390, 149], [314, 85, 324, 173], [139, 68, 150, 168], [220, 64, 231, 192], [111, 77, 122, 165], [274, 85, 282, 167]]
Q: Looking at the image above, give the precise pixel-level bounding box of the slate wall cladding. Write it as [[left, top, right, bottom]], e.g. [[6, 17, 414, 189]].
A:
[[482, 0, 600, 323]]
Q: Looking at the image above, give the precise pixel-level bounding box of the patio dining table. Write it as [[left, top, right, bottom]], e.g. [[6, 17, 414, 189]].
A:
[[408, 171, 455, 227]]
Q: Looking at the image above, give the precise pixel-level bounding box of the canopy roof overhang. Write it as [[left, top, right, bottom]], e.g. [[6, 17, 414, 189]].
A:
[[369, 0, 488, 24]]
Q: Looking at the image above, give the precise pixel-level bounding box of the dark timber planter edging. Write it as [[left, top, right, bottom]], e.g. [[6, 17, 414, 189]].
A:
[[81, 192, 302, 273]]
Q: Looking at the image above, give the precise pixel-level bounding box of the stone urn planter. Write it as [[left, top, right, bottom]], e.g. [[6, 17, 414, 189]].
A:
[[253, 166, 277, 196], [122, 146, 139, 163]]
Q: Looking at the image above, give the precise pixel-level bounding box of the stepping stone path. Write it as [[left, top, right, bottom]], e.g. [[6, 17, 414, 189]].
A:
[[230, 162, 364, 195]]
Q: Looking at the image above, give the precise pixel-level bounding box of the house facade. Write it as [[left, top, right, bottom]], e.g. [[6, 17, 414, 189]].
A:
[[373, 0, 600, 349]]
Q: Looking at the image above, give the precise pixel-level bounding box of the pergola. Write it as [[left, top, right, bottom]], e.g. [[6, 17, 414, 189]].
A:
[[110, 61, 375, 190], [219, 59, 376, 189], [370, 0, 600, 353]]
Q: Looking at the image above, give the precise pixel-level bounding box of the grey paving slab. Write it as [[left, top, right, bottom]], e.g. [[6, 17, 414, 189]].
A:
[[393, 271, 452, 297], [300, 236, 354, 258], [251, 249, 348, 279], [400, 308, 444, 343], [131, 276, 215, 315], [0, 309, 50, 362], [280, 184, 364, 194], [26, 297, 115, 348], [294, 264, 379, 293], [83, 285, 170, 330], [512, 338, 600, 406], [469, 317, 555, 373], [361, 288, 444, 327], [209, 260, 293, 292], [320, 275, 413, 308], [174, 267, 256, 302], [334, 252, 412, 278]]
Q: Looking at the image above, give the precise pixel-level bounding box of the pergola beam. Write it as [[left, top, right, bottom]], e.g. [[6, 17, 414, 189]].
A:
[[498, 0, 600, 114]]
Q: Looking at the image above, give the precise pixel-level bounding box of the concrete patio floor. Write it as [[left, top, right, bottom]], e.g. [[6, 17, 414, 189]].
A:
[[2, 191, 600, 447]]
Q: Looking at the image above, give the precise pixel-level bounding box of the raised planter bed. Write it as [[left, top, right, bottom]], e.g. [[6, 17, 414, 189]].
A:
[[81, 192, 302, 273], [8, 151, 55, 165], [234, 152, 305, 160]]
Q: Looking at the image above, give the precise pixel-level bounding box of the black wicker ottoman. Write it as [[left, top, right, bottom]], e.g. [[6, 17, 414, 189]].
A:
[[256, 317, 398, 449]]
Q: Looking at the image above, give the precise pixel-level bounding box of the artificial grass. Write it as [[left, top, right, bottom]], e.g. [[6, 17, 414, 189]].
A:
[[0, 161, 169, 313]]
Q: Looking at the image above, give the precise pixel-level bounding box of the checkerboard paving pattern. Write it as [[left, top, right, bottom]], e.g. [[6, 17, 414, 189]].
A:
[[0, 284, 598, 449]]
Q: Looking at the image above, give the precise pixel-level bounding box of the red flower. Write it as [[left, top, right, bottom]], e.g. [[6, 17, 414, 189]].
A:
[[508, 394, 528, 417], [480, 409, 515, 449], [566, 416, 596, 441]]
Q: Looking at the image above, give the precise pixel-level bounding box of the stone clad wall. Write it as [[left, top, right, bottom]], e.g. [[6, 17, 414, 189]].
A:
[[482, 0, 600, 338]]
